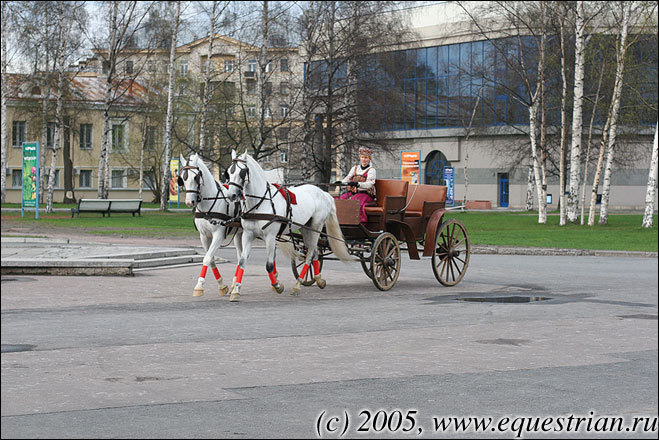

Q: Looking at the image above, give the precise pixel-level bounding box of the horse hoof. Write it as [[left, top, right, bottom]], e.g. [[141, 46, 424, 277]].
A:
[[219, 285, 229, 296], [193, 288, 204, 297], [273, 282, 284, 294], [290, 285, 300, 296], [315, 277, 326, 289], [230, 292, 241, 302]]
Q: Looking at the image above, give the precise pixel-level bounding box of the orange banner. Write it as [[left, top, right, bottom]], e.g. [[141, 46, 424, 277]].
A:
[[401, 151, 420, 184]]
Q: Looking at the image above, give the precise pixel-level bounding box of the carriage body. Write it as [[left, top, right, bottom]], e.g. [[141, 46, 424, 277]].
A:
[[291, 179, 470, 291]]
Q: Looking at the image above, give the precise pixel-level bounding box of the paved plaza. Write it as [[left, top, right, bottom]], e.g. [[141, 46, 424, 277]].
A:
[[1, 237, 657, 438]]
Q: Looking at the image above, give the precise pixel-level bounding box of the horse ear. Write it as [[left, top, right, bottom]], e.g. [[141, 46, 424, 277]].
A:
[[179, 154, 186, 167], [231, 149, 237, 160]]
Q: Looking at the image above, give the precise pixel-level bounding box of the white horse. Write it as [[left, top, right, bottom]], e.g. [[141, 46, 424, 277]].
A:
[[225, 150, 353, 302], [178, 153, 242, 297]]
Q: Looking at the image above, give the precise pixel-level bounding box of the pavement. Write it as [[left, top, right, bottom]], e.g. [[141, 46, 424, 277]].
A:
[[1, 234, 657, 438]]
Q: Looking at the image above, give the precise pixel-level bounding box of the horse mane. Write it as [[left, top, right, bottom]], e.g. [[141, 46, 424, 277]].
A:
[[190, 153, 216, 186]]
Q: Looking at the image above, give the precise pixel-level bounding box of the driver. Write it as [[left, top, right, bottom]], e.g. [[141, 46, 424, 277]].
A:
[[337, 146, 376, 224]]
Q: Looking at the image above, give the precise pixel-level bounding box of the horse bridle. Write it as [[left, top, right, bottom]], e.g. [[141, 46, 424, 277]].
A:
[[226, 159, 249, 194], [178, 165, 203, 201]]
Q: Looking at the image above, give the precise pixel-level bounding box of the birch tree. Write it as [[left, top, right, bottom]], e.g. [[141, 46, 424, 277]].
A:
[[556, 2, 570, 226], [1, 0, 8, 203], [642, 123, 658, 228], [566, 0, 586, 223], [599, 2, 635, 224], [92, 1, 151, 199], [160, 0, 181, 211], [198, 1, 230, 155]]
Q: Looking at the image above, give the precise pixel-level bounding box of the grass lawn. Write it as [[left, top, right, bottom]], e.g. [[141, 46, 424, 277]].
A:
[[448, 211, 657, 252], [1, 209, 657, 252]]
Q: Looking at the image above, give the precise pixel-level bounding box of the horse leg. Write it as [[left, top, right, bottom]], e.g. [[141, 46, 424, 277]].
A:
[[230, 230, 243, 294], [207, 231, 228, 296], [307, 222, 326, 289], [193, 233, 212, 296], [291, 228, 314, 295], [265, 233, 284, 294], [231, 230, 254, 302]]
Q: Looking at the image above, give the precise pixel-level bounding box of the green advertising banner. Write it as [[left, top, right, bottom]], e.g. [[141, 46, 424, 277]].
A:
[[22, 141, 39, 218]]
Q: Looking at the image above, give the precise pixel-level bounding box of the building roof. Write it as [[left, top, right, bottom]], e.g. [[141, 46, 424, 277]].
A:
[[6, 73, 157, 107]]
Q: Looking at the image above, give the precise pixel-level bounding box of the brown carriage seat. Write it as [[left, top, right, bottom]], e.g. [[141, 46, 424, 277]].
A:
[[404, 184, 447, 217], [364, 179, 409, 214]]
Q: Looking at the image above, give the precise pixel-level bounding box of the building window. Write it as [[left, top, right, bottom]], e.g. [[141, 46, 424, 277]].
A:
[[80, 124, 93, 149], [278, 127, 289, 140], [11, 169, 22, 187], [179, 60, 188, 76], [265, 81, 273, 96], [280, 58, 289, 72], [125, 60, 134, 74], [111, 169, 126, 188], [147, 60, 155, 72], [265, 60, 273, 73], [248, 59, 257, 72], [225, 59, 234, 72], [280, 81, 289, 95], [111, 123, 127, 152], [280, 150, 288, 163], [247, 105, 256, 118], [79, 170, 92, 188], [145, 126, 158, 150], [31, 86, 41, 95], [47, 122, 56, 149], [280, 104, 289, 118], [246, 80, 256, 95], [12, 121, 26, 147], [264, 106, 272, 118]]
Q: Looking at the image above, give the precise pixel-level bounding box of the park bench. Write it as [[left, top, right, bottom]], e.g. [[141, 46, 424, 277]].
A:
[[71, 199, 143, 217]]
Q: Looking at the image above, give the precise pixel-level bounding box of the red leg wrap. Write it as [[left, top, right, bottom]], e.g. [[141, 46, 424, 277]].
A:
[[212, 267, 221, 280], [299, 264, 309, 279], [313, 260, 320, 276], [273, 261, 277, 275], [235, 267, 244, 284], [200, 265, 208, 278], [268, 271, 277, 285]]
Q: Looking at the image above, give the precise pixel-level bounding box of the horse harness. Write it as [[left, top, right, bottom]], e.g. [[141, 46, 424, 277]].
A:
[[225, 158, 294, 239], [179, 164, 238, 231]]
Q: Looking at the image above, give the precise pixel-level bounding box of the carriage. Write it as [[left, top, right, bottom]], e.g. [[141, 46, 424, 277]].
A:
[[180, 151, 470, 301], [289, 179, 470, 291]]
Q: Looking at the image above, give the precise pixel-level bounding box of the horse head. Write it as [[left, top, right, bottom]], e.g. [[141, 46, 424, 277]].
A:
[[225, 149, 252, 203], [178, 153, 205, 208]]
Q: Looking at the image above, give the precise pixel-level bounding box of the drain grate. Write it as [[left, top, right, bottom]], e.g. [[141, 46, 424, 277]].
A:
[[1, 344, 36, 353], [617, 314, 658, 320], [457, 296, 551, 303]]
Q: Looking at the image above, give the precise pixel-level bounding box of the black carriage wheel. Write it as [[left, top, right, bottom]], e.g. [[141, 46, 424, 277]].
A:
[[360, 256, 373, 279], [432, 218, 470, 286], [370, 232, 401, 291], [291, 251, 324, 286]]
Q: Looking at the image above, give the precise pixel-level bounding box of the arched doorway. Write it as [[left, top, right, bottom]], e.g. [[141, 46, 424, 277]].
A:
[[424, 150, 451, 185]]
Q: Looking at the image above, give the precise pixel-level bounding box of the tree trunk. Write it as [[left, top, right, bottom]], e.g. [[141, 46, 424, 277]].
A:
[[567, 0, 586, 223], [0, 1, 7, 204], [642, 124, 658, 228], [62, 119, 75, 203], [98, 1, 118, 199], [199, 1, 218, 155], [529, 99, 546, 223], [581, 63, 605, 225], [558, 16, 568, 226], [160, 0, 180, 211], [599, 4, 630, 225], [525, 161, 534, 211]]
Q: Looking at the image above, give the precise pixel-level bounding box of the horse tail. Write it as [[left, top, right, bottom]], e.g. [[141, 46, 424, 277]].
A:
[[276, 240, 300, 262], [324, 194, 356, 262]]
